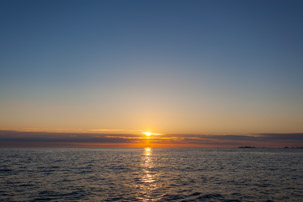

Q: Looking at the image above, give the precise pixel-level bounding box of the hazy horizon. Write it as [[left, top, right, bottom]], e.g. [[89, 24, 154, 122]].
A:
[[0, 129, 302, 148]]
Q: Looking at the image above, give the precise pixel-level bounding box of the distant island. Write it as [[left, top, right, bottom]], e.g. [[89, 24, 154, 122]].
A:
[[238, 146, 256, 148], [284, 147, 303, 149], [237, 146, 303, 149]]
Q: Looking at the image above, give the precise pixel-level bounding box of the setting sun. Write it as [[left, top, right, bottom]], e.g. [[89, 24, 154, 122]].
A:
[[142, 131, 152, 137]]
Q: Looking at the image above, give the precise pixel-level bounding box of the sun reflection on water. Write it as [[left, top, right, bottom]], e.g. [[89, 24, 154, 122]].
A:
[[143, 147, 154, 183], [145, 147, 151, 155], [140, 147, 157, 200]]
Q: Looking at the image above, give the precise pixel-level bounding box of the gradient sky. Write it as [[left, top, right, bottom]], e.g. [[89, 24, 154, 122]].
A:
[[1, 0, 303, 145]]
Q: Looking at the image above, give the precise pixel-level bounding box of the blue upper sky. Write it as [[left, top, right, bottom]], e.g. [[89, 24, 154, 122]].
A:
[[0, 0, 302, 134]]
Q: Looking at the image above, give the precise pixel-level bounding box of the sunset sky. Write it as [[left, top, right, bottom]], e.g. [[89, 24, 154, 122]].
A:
[[0, 0, 302, 147]]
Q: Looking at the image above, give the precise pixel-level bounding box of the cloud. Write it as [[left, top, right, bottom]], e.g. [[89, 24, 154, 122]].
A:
[[90, 128, 142, 134], [0, 130, 302, 147], [256, 133, 303, 141], [0, 130, 137, 144], [166, 133, 303, 147]]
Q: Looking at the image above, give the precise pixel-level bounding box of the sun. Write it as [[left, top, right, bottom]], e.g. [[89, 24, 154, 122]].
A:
[[142, 131, 152, 137]]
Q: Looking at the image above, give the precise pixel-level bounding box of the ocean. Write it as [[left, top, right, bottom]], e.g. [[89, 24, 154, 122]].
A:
[[0, 148, 302, 201]]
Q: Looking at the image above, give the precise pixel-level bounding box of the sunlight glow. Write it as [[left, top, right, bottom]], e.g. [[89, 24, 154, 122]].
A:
[[142, 131, 152, 137], [145, 147, 151, 153]]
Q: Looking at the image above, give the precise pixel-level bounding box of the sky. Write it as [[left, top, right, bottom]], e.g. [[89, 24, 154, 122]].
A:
[[0, 0, 303, 147]]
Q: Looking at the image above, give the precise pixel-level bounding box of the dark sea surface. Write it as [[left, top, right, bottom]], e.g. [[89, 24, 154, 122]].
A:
[[0, 148, 302, 201]]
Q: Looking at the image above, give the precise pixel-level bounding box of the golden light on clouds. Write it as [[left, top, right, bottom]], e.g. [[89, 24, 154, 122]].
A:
[[142, 131, 152, 137], [142, 131, 161, 138]]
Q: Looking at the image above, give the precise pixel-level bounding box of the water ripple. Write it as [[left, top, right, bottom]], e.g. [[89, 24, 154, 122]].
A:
[[0, 148, 302, 201]]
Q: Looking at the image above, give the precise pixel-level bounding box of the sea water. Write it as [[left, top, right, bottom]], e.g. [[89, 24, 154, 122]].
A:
[[0, 148, 302, 201]]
